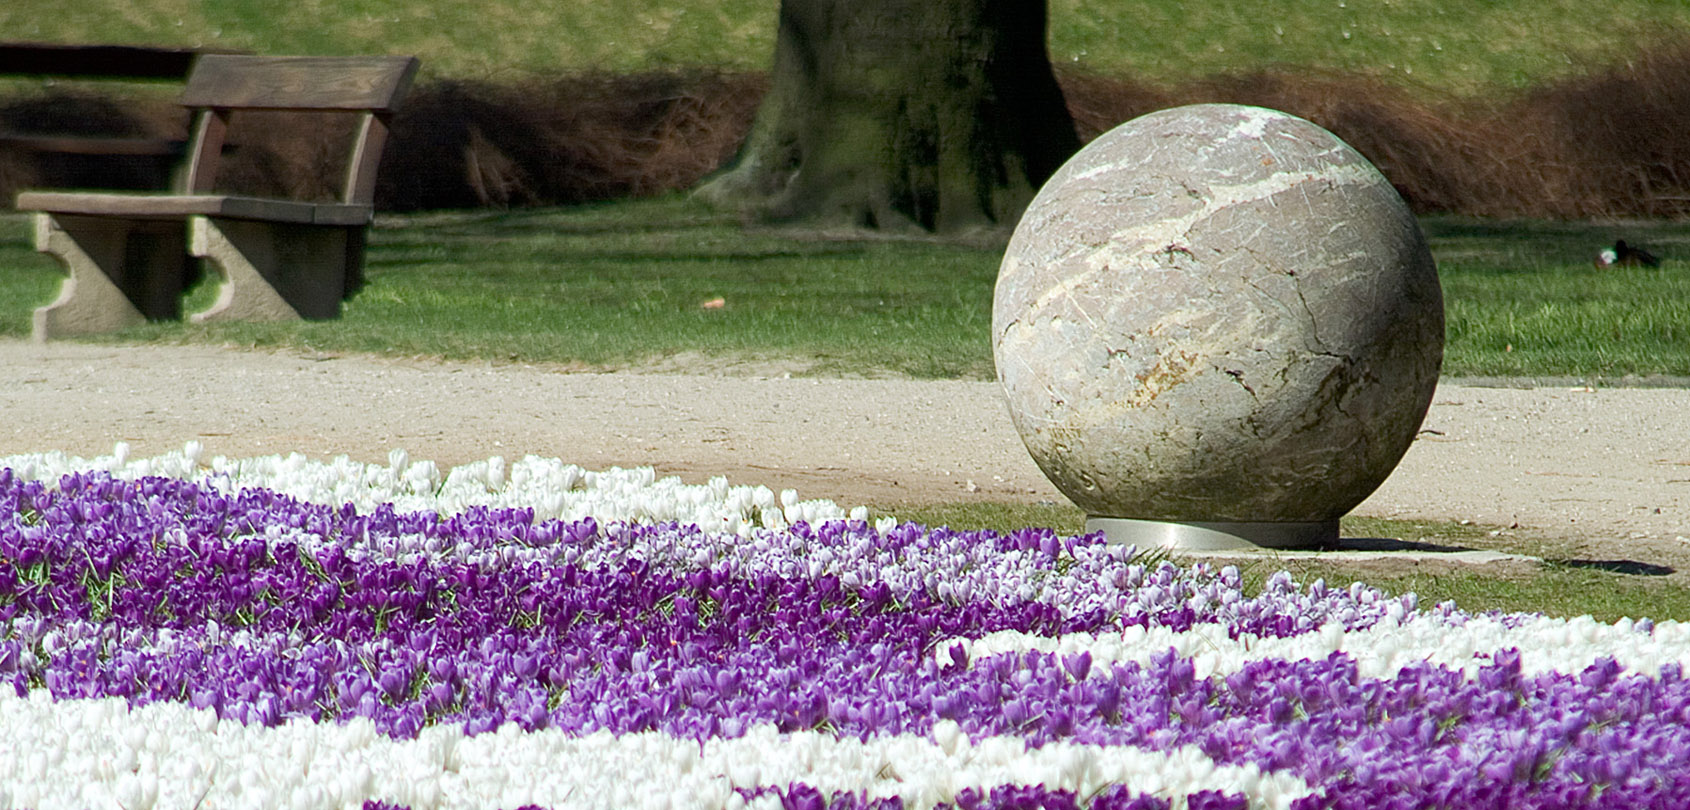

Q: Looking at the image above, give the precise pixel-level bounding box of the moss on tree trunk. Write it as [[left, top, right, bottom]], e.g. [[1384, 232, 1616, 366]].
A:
[[696, 0, 1079, 240]]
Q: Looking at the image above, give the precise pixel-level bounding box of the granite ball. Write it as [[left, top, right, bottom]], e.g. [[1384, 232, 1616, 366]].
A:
[[993, 104, 1443, 526]]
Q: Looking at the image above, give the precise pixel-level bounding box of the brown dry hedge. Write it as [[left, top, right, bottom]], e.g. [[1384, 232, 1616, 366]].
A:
[[5, 41, 1690, 220]]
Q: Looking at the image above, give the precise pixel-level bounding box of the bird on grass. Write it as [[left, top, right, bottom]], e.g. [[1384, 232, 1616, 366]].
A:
[[1595, 240, 1661, 268]]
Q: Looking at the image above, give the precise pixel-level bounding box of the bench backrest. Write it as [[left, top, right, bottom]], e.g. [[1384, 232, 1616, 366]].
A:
[[0, 42, 219, 80], [179, 54, 420, 206]]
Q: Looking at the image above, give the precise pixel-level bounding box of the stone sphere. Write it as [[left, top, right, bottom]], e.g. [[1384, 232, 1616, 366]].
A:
[[994, 104, 1443, 525]]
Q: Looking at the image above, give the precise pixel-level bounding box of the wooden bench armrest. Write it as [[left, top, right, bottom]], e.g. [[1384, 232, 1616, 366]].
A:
[[15, 191, 372, 226]]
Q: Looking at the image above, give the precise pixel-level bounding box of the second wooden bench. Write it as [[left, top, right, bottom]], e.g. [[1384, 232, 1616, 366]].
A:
[[15, 53, 419, 340]]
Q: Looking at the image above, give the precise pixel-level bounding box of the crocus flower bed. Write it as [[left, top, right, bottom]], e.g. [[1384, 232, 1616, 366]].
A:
[[3, 446, 1690, 810]]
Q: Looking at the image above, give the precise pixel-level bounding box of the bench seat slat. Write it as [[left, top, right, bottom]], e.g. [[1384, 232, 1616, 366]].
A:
[[15, 191, 372, 226]]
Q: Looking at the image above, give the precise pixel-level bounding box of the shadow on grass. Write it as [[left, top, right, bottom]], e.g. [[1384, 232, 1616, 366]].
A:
[[380, 208, 734, 238], [376, 245, 881, 269], [1338, 528, 1674, 577], [1335, 536, 1476, 553], [1550, 559, 1675, 576]]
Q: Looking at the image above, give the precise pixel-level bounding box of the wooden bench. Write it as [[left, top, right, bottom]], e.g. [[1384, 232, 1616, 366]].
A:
[[14, 53, 419, 340]]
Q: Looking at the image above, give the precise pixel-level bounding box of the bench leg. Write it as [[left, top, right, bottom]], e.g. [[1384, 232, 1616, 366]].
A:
[[29, 213, 190, 341], [188, 217, 354, 322]]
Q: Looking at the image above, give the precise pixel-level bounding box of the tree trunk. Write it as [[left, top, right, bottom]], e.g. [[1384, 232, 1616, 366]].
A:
[[696, 0, 1079, 240]]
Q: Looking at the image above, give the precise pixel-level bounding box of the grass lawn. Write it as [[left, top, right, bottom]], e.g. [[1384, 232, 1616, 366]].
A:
[[3, 0, 1686, 98], [1431, 219, 1690, 380], [0, 198, 1001, 379], [4, 197, 1686, 381]]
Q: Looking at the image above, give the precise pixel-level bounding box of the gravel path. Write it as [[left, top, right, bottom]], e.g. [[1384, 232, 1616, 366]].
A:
[[3, 339, 1686, 560]]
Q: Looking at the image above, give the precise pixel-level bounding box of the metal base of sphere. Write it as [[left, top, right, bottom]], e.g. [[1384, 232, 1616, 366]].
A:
[[1085, 516, 1340, 551]]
